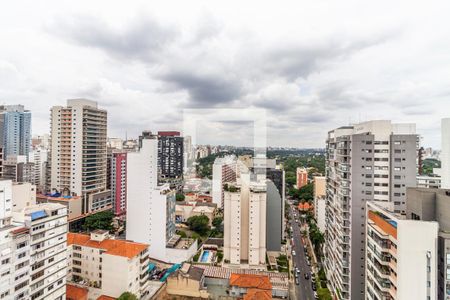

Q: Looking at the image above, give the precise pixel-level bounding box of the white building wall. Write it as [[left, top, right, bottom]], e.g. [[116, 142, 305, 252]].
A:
[[315, 197, 326, 233], [396, 220, 438, 300], [0, 180, 12, 220], [441, 118, 450, 189], [12, 182, 36, 211]]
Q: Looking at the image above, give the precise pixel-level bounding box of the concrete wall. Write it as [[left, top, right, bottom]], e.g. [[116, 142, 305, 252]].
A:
[[266, 181, 282, 251]]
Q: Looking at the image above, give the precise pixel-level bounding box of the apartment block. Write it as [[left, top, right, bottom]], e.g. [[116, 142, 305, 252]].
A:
[[50, 99, 110, 214], [441, 118, 450, 189], [366, 201, 438, 300], [212, 155, 237, 208], [296, 167, 308, 189], [126, 138, 196, 263], [223, 176, 267, 267], [314, 176, 326, 233], [28, 148, 48, 193], [417, 174, 441, 189], [324, 120, 418, 300], [406, 188, 450, 300], [11, 182, 36, 211], [67, 230, 150, 299], [110, 151, 127, 216], [11, 202, 69, 300], [157, 131, 184, 180], [0, 105, 31, 160]]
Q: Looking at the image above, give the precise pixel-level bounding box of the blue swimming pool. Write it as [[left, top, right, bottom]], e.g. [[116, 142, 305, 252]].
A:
[[200, 250, 210, 262]]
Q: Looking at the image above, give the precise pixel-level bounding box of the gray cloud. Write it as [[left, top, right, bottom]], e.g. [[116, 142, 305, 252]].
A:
[[49, 14, 178, 62]]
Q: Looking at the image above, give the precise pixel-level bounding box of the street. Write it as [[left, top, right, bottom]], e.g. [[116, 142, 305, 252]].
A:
[[289, 203, 316, 300]]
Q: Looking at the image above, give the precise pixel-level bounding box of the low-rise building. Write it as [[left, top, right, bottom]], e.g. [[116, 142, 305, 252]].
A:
[[36, 194, 82, 220], [175, 202, 216, 225], [366, 201, 438, 300], [11, 181, 36, 211], [166, 263, 209, 298], [229, 273, 272, 299], [67, 230, 150, 299]]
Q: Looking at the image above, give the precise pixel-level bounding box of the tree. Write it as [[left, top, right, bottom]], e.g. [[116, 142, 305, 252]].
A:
[[83, 211, 114, 232], [117, 292, 138, 300], [187, 215, 210, 236], [176, 193, 185, 201], [212, 217, 223, 228]]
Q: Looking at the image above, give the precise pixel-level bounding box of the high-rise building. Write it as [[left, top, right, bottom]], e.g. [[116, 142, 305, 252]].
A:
[[223, 174, 267, 267], [28, 148, 48, 193], [50, 99, 110, 213], [406, 188, 450, 300], [157, 131, 183, 180], [212, 155, 237, 208], [324, 120, 417, 299], [126, 138, 196, 263], [366, 201, 438, 300], [313, 176, 326, 233], [296, 167, 308, 189], [441, 118, 450, 189], [67, 230, 150, 299], [111, 151, 127, 216], [2, 155, 33, 183], [0, 105, 31, 160]]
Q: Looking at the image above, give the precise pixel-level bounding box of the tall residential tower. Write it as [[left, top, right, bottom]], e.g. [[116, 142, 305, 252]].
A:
[[324, 120, 417, 299], [49, 99, 110, 213]]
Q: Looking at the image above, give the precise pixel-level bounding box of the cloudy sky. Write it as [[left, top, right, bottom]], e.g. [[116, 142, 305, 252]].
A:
[[1, 0, 449, 147]]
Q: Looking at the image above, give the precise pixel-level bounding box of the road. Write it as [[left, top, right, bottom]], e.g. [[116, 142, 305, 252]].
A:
[[288, 203, 316, 300]]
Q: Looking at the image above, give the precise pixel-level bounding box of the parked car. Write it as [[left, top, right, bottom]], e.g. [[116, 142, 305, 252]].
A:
[[292, 250, 296, 256], [304, 272, 310, 280], [312, 282, 317, 291], [295, 277, 300, 285], [314, 291, 319, 299]]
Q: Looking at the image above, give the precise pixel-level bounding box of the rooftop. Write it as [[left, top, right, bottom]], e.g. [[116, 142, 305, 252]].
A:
[[68, 233, 148, 259], [37, 193, 81, 202], [229, 274, 272, 290], [96, 296, 116, 300], [244, 289, 272, 300], [66, 284, 88, 300]]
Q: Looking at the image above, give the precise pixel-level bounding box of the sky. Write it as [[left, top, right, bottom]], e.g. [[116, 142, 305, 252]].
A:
[[1, 0, 449, 148]]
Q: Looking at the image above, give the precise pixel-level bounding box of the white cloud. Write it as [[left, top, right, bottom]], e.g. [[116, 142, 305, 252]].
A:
[[0, 0, 449, 147]]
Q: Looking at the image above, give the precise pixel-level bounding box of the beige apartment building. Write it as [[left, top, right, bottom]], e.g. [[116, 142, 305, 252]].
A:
[[223, 176, 267, 267], [36, 194, 82, 220], [50, 99, 110, 214], [67, 230, 150, 299]]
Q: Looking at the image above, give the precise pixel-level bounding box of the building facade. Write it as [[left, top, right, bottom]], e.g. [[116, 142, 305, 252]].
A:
[[441, 118, 450, 189], [157, 131, 184, 180], [126, 138, 191, 263], [417, 174, 441, 189], [223, 177, 267, 267], [212, 155, 237, 208], [296, 167, 308, 189], [366, 201, 438, 300], [0, 105, 31, 160], [110, 152, 127, 216], [49, 99, 110, 213], [324, 120, 418, 299], [67, 230, 150, 299], [406, 188, 450, 300]]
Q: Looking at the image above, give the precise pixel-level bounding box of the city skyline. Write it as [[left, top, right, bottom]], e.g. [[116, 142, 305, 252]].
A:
[[1, 0, 449, 147]]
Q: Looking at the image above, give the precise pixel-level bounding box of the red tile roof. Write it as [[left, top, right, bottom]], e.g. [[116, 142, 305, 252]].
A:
[[229, 274, 272, 290], [67, 233, 148, 259], [244, 289, 272, 300], [66, 284, 88, 300]]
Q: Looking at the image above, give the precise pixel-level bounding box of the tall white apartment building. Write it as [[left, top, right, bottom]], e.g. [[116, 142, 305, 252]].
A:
[[223, 174, 267, 267], [366, 201, 438, 300], [67, 230, 150, 299], [50, 99, 110, 213], [441, 118, 450, 189], [12, 203, 68, 300], [0, 181, 68, 300], [212, 155, 237, 208], [324, 120, 418, 300], [28, 148, 48, 193], [126, 139, 196, 263]]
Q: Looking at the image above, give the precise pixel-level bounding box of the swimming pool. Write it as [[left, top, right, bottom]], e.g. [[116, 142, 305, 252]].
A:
[[200, 250, 210, 263]]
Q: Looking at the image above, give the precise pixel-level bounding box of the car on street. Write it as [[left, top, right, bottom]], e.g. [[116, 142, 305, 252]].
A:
[[304, 272, 310, 280], [312, 282, 317, 291], [292, 250, 296, 256], [295, 277, 300, 285], [314, 291, 319, 299]]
